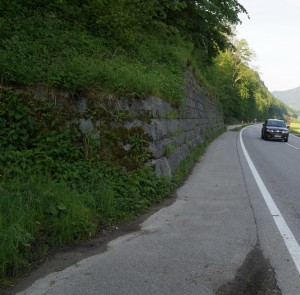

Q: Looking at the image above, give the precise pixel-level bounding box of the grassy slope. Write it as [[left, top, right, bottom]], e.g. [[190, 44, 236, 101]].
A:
[[0, 4, 215, 283], [0, 3, 197, 104], [290, 122, 300, 134]]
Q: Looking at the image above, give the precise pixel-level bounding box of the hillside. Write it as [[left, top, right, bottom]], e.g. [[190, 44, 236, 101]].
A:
[[0, 0, 296, 284], [0, 0, 247, 283], [272, 87, 300, 110], [0, 0, 291, 121]]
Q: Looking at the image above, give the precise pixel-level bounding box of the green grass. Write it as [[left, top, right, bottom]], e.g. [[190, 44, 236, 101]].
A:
[[0, 165, 172, 282], [290, 122, 300, 134], [0, 175, 96, 278], [0, 89, 174, 283]]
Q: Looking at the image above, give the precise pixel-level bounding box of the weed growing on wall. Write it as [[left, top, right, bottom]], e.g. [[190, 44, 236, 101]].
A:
[[0, 89, 82, 177]]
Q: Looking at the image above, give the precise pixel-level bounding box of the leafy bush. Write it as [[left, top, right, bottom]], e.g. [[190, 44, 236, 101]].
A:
[[61, 162, 172, 221], [0, 90, 82, 176]]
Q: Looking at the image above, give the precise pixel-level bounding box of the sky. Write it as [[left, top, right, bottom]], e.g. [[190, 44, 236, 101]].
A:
[[236, 0, 300, 92]]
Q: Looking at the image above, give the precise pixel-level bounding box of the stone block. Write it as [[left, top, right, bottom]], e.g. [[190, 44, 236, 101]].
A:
[[155, 157, 172, 177], [168, 144, 190, 172], [172, 132, 186, 148], [149, 138, 172, 159], [79, 118, 94, 133]]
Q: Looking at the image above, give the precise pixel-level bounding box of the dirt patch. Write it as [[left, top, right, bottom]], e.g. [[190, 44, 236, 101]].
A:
[[216, 245, 281, 295], [1, 194, 177, 295]]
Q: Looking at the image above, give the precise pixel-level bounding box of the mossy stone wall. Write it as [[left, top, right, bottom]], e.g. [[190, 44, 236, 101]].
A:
[[77, 70, 224, 177], [31, 70, 224, 177]]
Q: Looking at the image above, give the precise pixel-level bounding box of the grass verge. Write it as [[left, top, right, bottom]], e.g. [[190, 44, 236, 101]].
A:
[[0, 165, 172, 285], [290, 122, 300, 134]]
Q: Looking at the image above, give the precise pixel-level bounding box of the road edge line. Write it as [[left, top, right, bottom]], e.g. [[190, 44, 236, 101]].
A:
[[240, 126, 300, 275], [290, 134, 300, 139], [285, 143, 299, 150]]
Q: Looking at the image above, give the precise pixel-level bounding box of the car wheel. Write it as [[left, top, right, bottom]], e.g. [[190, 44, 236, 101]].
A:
[[284, 138, 288, 143]]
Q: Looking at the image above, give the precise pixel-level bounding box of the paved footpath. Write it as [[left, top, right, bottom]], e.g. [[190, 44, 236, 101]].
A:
[[16, 131, 259, 295]]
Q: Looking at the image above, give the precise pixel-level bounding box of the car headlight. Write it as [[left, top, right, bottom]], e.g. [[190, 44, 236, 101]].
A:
[[282, 130, 289, 134], [266, 129, 273, 132]]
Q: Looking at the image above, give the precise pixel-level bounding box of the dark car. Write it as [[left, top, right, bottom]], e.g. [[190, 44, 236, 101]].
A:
[[261, 119, 289, 142]]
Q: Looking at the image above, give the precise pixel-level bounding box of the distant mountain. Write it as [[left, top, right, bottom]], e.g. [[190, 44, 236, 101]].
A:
[[272, 87, 300, 111]]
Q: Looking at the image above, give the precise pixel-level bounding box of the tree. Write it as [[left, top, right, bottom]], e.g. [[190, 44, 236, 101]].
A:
[[77, 0, 248, 61], [206, 39, 291, 122], [158, 0, 248, 61]]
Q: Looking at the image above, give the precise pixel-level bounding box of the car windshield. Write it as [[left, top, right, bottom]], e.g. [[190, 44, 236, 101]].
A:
[[267, 120, 286, 127]]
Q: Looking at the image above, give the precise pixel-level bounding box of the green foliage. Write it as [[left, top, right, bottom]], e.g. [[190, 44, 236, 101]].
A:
[[206, 40, 291, 122], [0, 0, 248, 102], [0, 89, 173, 282], [0, 1, 185, 101], [97, 125, 152, 170], [0, 175, 96, 278], [289, 122, 300, 134], [156, 0, 247, 61], [164, 110, 180, 119], [0, 90, 82, 176], [0, 164, 172, 279], [60, 161, 172, 220], [165, 144, 175, 156], [0, 88, 221, 282]]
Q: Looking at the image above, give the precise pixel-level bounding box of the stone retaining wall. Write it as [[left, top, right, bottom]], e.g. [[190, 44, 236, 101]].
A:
[[32, 70, 224, 177], [78, 70, 224, 177]]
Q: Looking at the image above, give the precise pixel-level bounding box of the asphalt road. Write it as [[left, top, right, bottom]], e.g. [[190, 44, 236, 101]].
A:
[[13, 126, 300, 294], [240, 124, 300, 294]]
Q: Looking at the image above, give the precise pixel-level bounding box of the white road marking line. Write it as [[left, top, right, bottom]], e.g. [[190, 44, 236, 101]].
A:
[[240, 127, 300, 275], [290, 134, 300, 139], [286, 143, 299, 150]]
